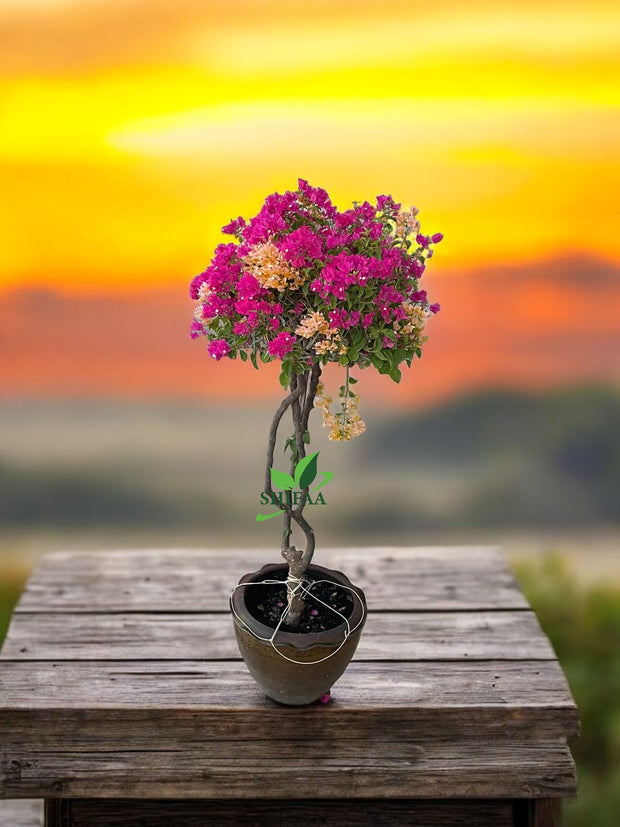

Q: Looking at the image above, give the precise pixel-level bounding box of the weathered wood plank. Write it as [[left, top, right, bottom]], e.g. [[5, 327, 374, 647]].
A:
[[15, 547, 528, 613], [0, 660, 576, 717], [0, 548, 579, 810], [0, 740, 576, 799], [0, 798, 43, 827], [45, 797, 515, 826], [0, 610, 554, 661], [529, 798, 562, 827], [0, 661, 580, 748], [0, 713, 580, 762]]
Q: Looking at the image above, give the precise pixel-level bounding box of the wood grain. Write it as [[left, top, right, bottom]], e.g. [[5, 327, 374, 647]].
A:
[[45, 797, 515, 826], [530, 798, 562, 827], [1, 610, 554, 662], [0, 660, 579, 739], [1, 740, 576, 799], [0, 547, 579, 812], [15, 547, 527, 613]]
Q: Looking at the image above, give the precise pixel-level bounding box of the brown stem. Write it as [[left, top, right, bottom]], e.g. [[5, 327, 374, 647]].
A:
[[301, 363, 322, 433], [282, 367, 322, 626], [264, 378, 304, 497], [264, 366, 322, 627], [281, 375, 301, 551]]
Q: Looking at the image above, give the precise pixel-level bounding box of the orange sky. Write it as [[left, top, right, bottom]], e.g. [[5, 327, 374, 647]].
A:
[[1, 0, 619, 293], [0, 0, 619, 406]]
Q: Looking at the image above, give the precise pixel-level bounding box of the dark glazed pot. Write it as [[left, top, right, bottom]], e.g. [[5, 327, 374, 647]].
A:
[[231, 562, 367, 706]]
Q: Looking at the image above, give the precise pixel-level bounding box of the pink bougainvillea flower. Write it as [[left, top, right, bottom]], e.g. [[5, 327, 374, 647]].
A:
[[236, 274, 262, 299], [328, 308, 348, 330], [430, 303, 441, 314], [376, 194, 401, 213], [208, 339, 230, 360], [278, 225, 323, 267], [346, 310, 361, 328], [222, 216, 246, 235], [189, 271, 208, 300], [234, 297, 260, 316], [267, 331, 296, 359], [189, 180, 441, 396]]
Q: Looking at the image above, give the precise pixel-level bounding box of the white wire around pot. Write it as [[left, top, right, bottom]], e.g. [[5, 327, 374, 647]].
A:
[[230, 575, 365, 665]]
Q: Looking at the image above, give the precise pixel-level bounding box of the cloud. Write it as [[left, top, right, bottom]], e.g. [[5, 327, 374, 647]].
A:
[[1, 0, 618, 76], [1, 256, 618, 403]]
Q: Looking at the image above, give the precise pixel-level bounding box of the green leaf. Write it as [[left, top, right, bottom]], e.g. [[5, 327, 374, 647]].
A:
[[313, 471, 334, 491], [279, 362, 292, 389], [283, 436, 298, 462], [294, 451, 319, 489], [270, 468, 296, 490], [348, 376, 358, 384], [302, 431, 311, 444], [239, 350, 247, 362], [250, 352, 258, 370], [389, 366, 402, 383]]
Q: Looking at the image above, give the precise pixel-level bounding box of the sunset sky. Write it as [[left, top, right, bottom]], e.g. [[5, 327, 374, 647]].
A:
[[1, 0, 619, 401]]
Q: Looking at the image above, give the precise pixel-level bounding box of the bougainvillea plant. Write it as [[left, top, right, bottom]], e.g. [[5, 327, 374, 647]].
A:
[[190, 179, 442, 625]]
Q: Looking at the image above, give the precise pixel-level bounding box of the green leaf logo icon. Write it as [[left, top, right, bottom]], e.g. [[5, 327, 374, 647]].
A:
[[270, 468, 295, 490], [294, 451, 319, 490], [313, 471, 334, 491]]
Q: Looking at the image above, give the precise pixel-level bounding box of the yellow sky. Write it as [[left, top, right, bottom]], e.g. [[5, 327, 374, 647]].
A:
[[1, 0, 619, 291]]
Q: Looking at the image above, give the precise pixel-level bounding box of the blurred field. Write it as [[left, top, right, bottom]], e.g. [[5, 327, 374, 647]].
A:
[[515, 557, 620, 827], [1, 384, 618, 539], [1, 385, 618, 824], [1, 384, 618, 592]]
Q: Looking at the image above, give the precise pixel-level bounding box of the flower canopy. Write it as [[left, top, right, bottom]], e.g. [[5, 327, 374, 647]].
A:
[[190, 179, 442, 437]]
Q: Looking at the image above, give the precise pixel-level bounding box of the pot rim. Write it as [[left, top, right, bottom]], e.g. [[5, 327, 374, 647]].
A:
[[230, 561, 367, 650]]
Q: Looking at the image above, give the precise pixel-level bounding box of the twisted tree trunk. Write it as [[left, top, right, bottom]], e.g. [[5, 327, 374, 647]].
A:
[[263, 364, 322, 626]]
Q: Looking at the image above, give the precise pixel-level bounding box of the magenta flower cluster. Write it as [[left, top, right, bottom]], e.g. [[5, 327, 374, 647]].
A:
[[190, 179, 442, 385]]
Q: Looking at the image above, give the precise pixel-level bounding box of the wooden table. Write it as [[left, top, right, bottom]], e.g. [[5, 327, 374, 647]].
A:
[[0, 547, 579, 826]]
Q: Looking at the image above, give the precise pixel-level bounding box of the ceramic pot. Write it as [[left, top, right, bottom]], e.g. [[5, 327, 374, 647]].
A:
[[231, 562, 367, 706]]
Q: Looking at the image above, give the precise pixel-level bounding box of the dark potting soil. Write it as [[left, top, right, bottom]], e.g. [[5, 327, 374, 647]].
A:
[[244, 573, 355, 634]]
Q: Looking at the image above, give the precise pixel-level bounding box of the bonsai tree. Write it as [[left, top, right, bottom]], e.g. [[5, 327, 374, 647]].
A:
[[190, 179, 441, 626]]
